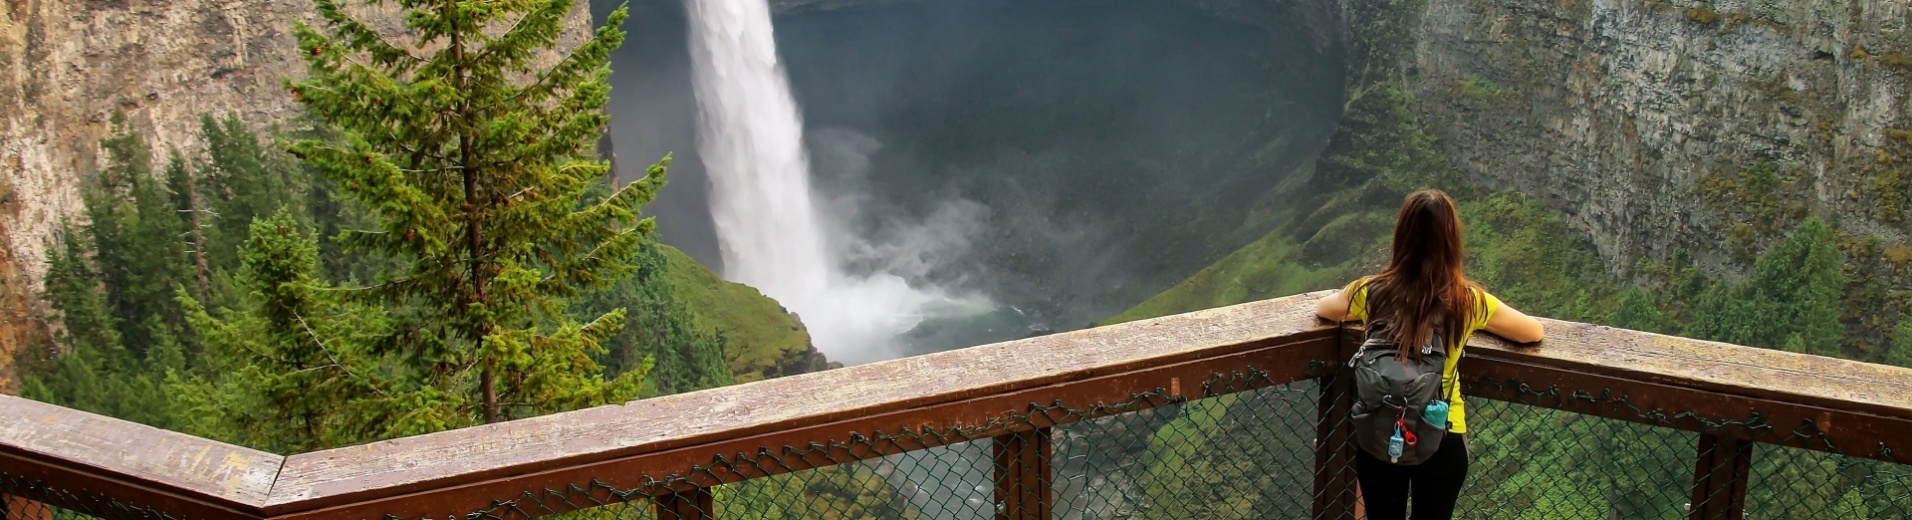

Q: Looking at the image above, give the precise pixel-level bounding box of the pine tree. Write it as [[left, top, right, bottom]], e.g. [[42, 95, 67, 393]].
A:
[[20, 125, 187, 429], [175, 211, 392, 451], [1748, 218, 1842, 356], [284, 0, 656, 425], [1886, 319, 1912, 369], [199, 113, 308, 275], [164, 154, 213, 304], [1607, 288, 1669, 334], [86, 125, 195, 357]]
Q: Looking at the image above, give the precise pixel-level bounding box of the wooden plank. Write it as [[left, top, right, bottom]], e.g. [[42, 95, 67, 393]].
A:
[[262, 291, 1336, 513], [1465, 319, 1912, 421], [0, 395, 280, 514], [1688, 434, 1752, 520], [1463, 356, 1912, 464], [264, 335, 1338, 519], [0, 447, 266, 519]]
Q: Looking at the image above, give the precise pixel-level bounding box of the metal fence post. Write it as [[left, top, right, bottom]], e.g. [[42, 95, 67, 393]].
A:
[[654, 488, 714, 520], [1311, 329, 1359, 520], [993, 427, 1053, 520], [1689, 433, 1753, 520]]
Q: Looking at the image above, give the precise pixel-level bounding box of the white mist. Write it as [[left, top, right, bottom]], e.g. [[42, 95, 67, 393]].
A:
[[683, 0, 960, 365]]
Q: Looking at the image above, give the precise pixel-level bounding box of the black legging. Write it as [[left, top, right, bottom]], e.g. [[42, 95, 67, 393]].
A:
[[1355, 434, 1469, 520]]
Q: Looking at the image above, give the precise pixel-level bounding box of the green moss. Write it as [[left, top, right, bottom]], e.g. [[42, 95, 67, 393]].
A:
[[1683, 5, 1722, 25], [1747, 74, 1801, 106], [1873, 167, 1908, 223], [1875, 53, 1912, 71], [1850, 45, 1912, 72], [658, 245, 818, 383], [1870, 130, 1912, 223], [1693, 160, 1811, 256], [1459, 75, 1504, 100]]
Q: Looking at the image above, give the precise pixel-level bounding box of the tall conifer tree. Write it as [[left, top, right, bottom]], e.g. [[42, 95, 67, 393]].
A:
[[285, 0, 656, 425]]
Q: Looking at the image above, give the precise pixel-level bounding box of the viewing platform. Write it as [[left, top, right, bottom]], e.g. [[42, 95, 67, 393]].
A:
[[2, 291, 1909, 519]]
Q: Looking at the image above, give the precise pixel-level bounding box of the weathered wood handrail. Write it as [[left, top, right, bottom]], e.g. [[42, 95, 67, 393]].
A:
[[2, 290, 1910, 519]]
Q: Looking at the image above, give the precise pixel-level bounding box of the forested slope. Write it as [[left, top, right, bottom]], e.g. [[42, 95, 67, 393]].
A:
[[14, 115, 818, 452]]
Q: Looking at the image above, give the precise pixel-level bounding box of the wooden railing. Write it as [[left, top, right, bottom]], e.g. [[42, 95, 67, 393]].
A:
[[2, 291, 1909, 519]]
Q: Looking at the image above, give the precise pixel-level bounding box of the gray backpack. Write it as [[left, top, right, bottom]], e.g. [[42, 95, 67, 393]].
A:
[[1347, 326, 1455, 465]]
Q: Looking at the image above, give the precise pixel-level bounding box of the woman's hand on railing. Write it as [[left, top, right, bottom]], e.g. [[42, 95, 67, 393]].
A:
[[1315, 288, 1355, 323], [1483, 303, 1544, 344]]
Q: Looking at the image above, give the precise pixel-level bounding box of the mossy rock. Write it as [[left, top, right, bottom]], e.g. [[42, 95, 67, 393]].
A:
[[1288, 180, 1399, 244], [1299, 211, 1392, 267], [658, 246, 829, 383]]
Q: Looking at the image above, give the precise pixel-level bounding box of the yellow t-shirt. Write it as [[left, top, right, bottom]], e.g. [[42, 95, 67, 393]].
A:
[[1342, 278, 1501, 434]]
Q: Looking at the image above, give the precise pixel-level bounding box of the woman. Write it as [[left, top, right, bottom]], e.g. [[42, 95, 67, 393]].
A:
[[1315, 189, 1545, 520]]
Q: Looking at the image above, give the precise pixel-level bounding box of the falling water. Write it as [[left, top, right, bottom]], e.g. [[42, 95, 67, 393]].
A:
[[683, 0, 954, 365]]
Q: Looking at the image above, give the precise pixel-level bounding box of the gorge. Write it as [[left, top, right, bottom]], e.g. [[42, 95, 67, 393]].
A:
[[0, 1, 1909, 517], [5, 0, 1912, 381]]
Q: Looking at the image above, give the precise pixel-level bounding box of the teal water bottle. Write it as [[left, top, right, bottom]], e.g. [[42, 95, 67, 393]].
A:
[[1388, 423, 1405, 463], [1424, 400, 1450, 429]]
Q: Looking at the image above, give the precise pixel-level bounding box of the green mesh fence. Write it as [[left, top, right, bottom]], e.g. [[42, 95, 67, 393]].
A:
[[3, 368, 1909, 520]]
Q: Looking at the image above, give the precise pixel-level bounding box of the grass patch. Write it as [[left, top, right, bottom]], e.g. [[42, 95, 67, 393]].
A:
[[658, 245, 818, 383], [1097, 228, 1361, 326], [1459, 75, 1505, 100]]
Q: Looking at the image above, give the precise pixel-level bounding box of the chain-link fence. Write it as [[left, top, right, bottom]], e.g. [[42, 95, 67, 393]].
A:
[[442, 368, 1328, 520], [5, 366, 1910, 520], [446, 368, 1912, 520], [0, 473, 184, 520]]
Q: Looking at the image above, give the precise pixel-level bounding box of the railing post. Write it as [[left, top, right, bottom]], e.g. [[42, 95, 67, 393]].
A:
[[654, 488, 714, 520], [1311, 330, 1359, 520], [1689, 433, 1753, 520], [993, 427, 1053, 520]]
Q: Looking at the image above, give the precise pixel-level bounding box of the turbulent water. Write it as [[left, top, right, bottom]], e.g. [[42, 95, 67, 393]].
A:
[[683, 0, 968, 364]]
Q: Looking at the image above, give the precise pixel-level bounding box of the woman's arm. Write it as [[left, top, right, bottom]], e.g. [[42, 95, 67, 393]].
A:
[[1484, 302, 1545, 344], [1316, 287, 1355, 322]]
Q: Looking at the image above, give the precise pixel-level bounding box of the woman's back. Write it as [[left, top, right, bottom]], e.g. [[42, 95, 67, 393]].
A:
[[1312, 189, 1543, 520]]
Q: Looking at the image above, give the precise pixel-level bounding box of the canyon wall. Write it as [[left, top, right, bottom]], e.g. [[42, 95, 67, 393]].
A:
[[0, 0, 590, 388], [0, 0, 591, 286], [1404, 0, 1912, 274]]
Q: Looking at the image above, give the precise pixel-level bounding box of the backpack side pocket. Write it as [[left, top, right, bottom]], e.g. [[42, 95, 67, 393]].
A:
[[1403, 404, 1449, 464]]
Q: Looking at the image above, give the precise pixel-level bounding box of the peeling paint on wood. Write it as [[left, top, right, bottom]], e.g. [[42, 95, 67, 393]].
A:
[[0, 395, 282, 513]]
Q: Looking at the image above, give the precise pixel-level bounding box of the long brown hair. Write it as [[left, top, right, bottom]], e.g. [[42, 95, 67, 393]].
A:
[[1358, 189, 1480, 358]]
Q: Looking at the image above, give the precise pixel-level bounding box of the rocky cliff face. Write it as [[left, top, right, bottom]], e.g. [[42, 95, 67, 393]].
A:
[[0, 0, 589, 388], [0, 0, 591, 283], [1404, 0, 1912, 274]]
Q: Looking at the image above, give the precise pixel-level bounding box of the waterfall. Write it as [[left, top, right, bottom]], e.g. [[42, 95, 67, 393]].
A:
[[683, 0, 946, 364]]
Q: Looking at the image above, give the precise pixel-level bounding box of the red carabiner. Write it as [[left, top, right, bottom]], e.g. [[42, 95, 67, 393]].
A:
[[1396, 417, 1419, 446]]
